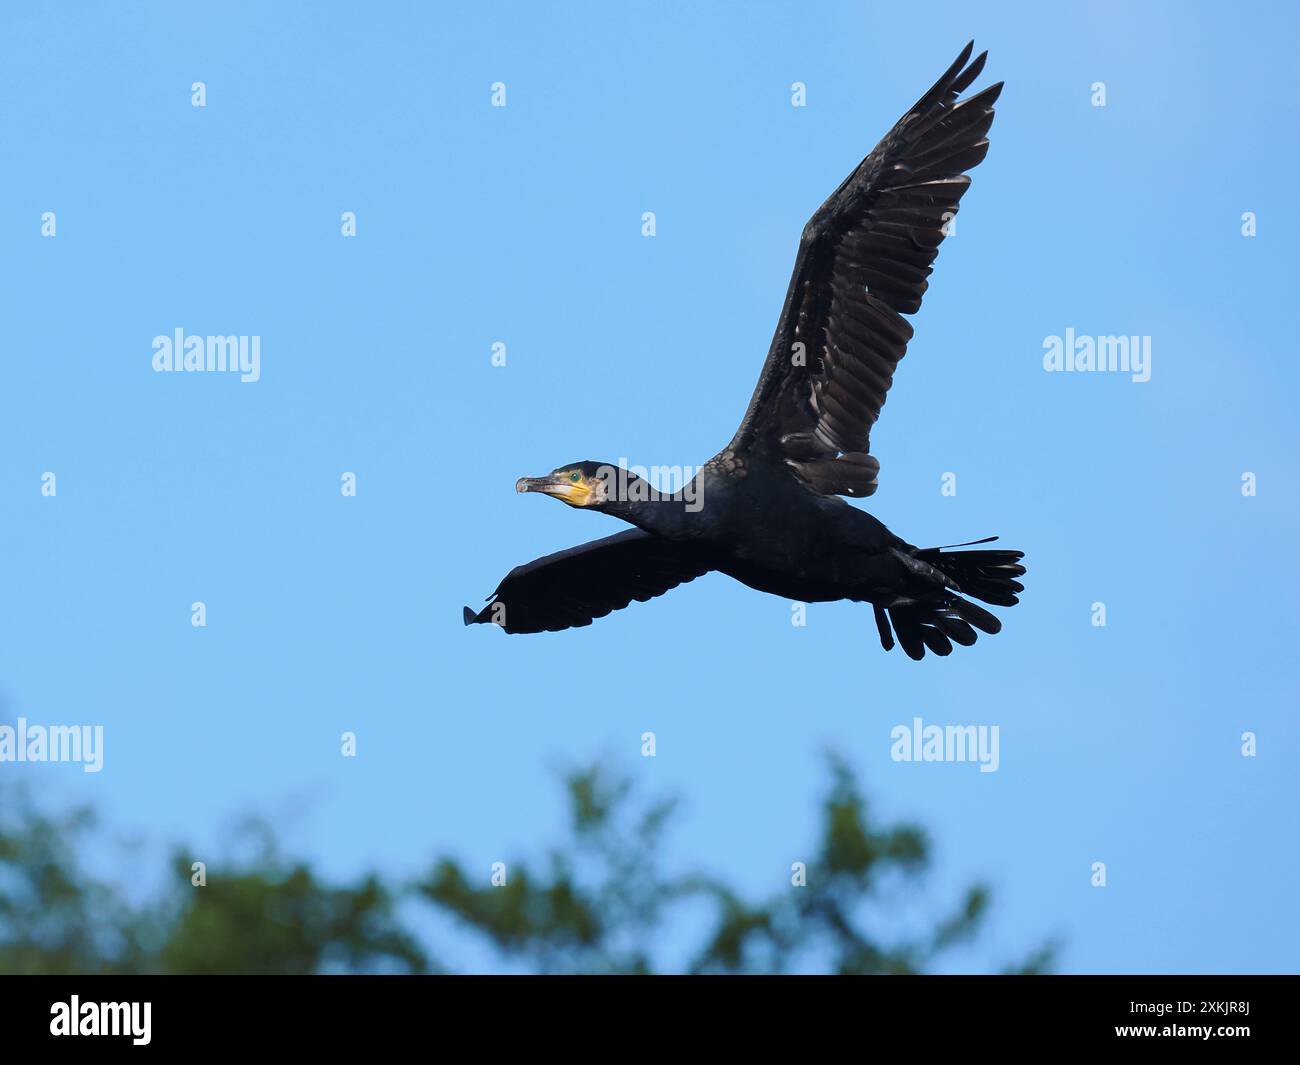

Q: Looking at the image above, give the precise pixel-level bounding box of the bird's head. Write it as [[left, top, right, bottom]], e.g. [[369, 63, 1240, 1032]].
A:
[[516, 461, 616, 510]]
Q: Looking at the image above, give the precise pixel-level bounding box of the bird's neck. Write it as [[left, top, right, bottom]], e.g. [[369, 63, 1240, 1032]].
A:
[[602, 477, 701, 539]]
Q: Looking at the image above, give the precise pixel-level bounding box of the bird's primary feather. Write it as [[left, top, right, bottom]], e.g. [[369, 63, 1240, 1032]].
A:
[[725, 41, 1003, 499], [463, 529, 712, 634]]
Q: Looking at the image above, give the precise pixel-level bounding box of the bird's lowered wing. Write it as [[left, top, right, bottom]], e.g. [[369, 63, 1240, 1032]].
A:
[[463, 529, 713, 634], [726, 42, 1001, 498]]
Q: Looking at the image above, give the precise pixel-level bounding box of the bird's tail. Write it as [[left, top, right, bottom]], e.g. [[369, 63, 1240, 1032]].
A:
[[917, 542, 1026, 608], [873, 540, 1025, 660]]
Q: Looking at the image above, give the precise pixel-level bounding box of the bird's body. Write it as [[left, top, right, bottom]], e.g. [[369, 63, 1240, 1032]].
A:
[[714, 500, 905, 608], [465, 43, 1025, 659], [627, 462, 904, 603]]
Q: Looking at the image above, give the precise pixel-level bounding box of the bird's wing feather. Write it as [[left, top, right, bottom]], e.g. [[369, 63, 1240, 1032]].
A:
[[726, 42, 1001, 498], [463, 529, 713, 634]]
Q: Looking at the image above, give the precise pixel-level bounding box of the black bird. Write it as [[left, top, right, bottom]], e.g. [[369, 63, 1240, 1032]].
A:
[[465, 43, 1024, 659]]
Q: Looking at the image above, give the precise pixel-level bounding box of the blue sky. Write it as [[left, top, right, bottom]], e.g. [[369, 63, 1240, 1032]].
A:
[[1, 0, 1296, 973]]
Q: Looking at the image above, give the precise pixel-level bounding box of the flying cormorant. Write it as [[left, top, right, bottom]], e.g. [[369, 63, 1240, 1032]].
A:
[[465, 43, 1024, 659]]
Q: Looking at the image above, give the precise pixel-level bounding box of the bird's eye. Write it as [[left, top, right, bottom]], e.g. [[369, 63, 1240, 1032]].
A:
[[570, 471, 581, 482]]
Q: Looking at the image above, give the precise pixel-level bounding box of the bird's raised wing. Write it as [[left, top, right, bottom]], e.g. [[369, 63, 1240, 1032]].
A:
[[463, 530, 713, 634], [725, 42, 1001, 498]]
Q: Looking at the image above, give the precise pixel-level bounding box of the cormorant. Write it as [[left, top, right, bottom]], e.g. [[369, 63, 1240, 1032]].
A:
[[465, 43, 1024, 659]]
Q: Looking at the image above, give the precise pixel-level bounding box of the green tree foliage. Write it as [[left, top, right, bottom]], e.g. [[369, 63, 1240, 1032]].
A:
[[0, 757, 1054, 974], [0, 803, 424, 975]]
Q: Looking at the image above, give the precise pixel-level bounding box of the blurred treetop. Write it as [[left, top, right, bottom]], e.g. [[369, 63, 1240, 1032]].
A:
[[0, 755, 1053, 975]]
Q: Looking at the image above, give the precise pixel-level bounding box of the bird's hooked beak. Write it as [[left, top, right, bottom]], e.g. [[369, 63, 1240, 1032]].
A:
[[516, 472, 596, 507]]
